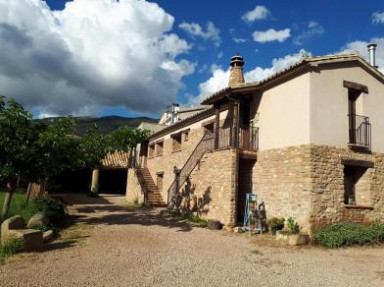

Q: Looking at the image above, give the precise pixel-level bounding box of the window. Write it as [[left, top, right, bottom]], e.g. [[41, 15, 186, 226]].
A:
[[172, 133, 182, 152], [156, 141, 163, 156], [156, 172, 164, 193], [342, 159, 373, 206], [183, 130, 189, 142], [148, 144, 155, 158]]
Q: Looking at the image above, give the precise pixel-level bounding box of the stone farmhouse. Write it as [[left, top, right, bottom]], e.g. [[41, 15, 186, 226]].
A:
[[127, 45, 384, 233]]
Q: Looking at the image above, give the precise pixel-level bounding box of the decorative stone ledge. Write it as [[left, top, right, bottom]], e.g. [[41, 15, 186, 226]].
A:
[[344, 204, 374, 210]]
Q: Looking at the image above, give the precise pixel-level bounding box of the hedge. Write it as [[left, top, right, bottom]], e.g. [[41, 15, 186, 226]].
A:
[[314, 223, 384, 248]]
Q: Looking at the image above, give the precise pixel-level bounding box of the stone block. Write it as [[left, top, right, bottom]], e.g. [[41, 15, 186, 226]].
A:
[[27, 212, 50, 229], [207, 220, 222, 230]]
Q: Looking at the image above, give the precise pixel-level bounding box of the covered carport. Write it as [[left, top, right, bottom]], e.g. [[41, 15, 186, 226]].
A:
[[91, 151, 130, 194]]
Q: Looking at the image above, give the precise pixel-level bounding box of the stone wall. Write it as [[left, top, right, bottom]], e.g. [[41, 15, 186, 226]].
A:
[[309, 145, 384, 229], [180, 149, 237, 225], [252, 145, 313, 232], [126, 169, 145, 205], [252, 144, 384, 233], [146, 126, 206, 203]]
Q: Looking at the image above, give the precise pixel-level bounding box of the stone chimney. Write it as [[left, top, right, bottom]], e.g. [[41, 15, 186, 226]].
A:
[[228, 53, 245, 87]]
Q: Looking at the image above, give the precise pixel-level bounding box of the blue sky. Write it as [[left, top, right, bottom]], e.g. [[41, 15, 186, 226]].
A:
[[0, 0, 383, 118]]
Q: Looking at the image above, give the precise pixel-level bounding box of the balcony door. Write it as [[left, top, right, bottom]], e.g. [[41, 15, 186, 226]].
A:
[[239, 101, 251, 149], [348, 89, 359, 144]]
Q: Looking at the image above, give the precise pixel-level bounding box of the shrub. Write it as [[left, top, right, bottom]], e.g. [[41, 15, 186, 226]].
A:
[[286, 217, 299, 234], [29, 195, 66, 224], [314, 223, 384, 248], [267, 217, 285, 230], [0, 238, 24, 258], [167, 210, 208, 227]]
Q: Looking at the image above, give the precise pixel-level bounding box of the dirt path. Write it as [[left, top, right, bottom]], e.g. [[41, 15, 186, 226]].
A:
[[0, 193, 383, 287]]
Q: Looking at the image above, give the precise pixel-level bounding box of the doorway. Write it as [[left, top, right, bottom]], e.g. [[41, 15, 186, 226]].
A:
[[237, 159, 255, 223]]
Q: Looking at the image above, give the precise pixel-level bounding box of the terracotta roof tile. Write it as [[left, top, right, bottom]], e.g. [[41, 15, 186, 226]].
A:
[[201, 53, 384, 105], [102, 150, 130, 168]]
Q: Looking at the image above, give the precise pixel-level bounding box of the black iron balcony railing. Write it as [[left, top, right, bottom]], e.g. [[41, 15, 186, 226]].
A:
[[348, 114, 371, 149]]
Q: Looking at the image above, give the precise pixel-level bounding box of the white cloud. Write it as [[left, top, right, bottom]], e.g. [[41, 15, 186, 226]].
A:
[[372, 11, 384, 24], [342, 37, 384, 73], [233, 37, 247, 43], [189, 50, 307, 105], [253, 28, 291, 43], [242, 5, 270, 22], [293, 21, 325, 45], [0, 0, 194, 116], [179, 21, 221, 47]]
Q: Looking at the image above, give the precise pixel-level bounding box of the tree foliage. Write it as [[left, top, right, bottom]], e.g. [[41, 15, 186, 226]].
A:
[[109, 126, 150, 152], [33, 117, 81, 182], [0, 95, 151, 216], [0, 96, 34, 217], [80, 123, 111, 169], [0, 96, 33, 181]]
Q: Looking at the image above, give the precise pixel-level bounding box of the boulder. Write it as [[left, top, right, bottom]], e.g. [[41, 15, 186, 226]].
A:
[[27, 212, 50, 229], [207, 220, 222, 230], [43, 230, 54, 242]]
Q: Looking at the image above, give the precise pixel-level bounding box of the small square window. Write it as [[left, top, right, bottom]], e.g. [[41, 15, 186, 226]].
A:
[[172, 133, 182, 152], [156, 141, 163, 156], [148, 144, 155, 158], [184, 131, 189, 142]]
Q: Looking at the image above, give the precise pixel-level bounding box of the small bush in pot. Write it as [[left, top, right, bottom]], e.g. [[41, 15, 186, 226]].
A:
[[267, 217, 285, 235], [286, 217, 299, 234]]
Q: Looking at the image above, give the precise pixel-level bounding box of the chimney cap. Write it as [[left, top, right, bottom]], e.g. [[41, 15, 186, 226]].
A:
[[230, 53, 245, 67], [367, 43, 377, 48]]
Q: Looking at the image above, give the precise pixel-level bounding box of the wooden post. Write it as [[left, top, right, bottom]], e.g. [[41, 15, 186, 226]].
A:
[[214, 108, 220, 149], [229, 102, 234, 147], [232, 102, 239, 147], [91, 169, 100, 193]]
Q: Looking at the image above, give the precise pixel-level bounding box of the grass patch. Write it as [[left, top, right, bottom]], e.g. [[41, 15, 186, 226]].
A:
[[168, 210, 208, 227], [0, 238, 24, 259], [0, 190, 35, 226], [250, 249, 263, 255], [314, 222, 384, 248], [1, 190, 66, 237]]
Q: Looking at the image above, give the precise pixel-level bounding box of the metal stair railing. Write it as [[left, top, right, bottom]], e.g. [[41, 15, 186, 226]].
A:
[[167, 132, 214, 204]]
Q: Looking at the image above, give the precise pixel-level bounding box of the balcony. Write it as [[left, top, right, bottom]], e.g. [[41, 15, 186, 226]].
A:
[[348, 114, 371, 150], [216, 126, 259, 151]]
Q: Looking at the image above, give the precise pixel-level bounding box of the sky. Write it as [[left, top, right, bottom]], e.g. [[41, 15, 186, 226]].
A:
[[0, 0, 383, 119]]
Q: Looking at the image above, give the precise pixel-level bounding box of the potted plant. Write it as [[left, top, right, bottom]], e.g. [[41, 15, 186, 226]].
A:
[[275, 217, 309, 246], [267, 217, 285, 235]]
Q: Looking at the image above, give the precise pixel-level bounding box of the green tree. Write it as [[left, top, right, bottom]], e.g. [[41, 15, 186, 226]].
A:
[[80, 123, 111, 169], [0, 96, 33, 217], [109, 126, 150, 166], [32, 117, 81, 191]]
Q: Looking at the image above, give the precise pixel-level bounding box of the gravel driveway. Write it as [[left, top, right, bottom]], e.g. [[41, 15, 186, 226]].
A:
[[0, 193, 383, 287]]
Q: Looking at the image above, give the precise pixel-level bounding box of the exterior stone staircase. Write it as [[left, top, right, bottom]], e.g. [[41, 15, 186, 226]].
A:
[[135, 166, 166, 206], [167, 132, 214, 202]]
